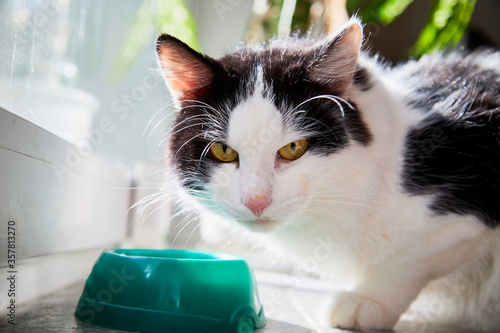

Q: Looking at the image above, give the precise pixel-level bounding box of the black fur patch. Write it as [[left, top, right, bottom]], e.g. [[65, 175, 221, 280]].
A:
[[402, 52, 500, 227], [168, 59, 253, 190], [353, 66, 372, 91]]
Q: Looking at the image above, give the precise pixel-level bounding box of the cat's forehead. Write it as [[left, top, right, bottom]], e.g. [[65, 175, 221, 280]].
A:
[[215, 47, 314, 148], [226, 77, 295, 153], [218, 41, 315, 82], [215, 44, 320, 128]]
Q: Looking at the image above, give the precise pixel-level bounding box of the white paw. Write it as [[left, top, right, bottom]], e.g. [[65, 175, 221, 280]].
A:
[[329, 291, 399, 330]]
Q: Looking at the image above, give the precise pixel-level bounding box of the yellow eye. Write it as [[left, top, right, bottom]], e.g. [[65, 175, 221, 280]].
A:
[[210, 142, 238, 162], [278, 139, 308, 160]]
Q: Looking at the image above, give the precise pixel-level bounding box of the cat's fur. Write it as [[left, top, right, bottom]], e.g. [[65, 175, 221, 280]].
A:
[[156, 19, 500, 330]]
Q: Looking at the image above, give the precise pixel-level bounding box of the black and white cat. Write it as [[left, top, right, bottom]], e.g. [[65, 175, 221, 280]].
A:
[[156, 18, 500, 330]]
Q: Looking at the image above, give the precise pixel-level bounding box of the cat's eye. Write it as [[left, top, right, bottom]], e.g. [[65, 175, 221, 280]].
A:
[[278, 139, 308, 160], [210, 142, 238, 162]]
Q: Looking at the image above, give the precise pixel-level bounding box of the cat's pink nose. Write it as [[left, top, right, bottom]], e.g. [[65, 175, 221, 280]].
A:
[[243, 195, 272, 217]]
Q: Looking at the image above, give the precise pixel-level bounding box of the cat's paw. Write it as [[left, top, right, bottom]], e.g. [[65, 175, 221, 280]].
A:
[[329, 291, 399, 330]]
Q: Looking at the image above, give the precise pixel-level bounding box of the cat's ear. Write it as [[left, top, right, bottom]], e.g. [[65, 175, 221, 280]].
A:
[[308, 20, 363, 93], [156, 35, 216, 101]]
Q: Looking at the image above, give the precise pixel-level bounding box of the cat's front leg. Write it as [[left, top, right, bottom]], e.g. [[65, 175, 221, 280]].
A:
[[329, 291, 402, 330], [328, 230, 491, 330], [328, 277, 425, 330]]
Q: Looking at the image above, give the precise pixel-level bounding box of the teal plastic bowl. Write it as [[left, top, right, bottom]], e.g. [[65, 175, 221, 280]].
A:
[[75, 249, 266, 333]]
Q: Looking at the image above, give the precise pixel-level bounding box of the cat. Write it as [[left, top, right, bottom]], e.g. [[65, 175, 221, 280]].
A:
[[155, 18, 500, 331]]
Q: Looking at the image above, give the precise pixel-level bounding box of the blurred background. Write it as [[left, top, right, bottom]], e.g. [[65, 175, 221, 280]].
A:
[[1, 0, 499, 314], [1, 0, 499, 168]]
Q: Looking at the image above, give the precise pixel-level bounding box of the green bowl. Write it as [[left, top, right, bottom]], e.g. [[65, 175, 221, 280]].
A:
[[75, 249, 266, 333]]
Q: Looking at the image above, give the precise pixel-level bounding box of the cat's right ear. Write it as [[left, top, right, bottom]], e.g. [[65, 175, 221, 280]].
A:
[[156, 35, 216, 102], [308, 20, 363, 93]]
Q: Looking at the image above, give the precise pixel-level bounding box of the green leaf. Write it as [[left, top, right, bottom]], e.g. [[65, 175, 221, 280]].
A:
[[156, 0, 201, 52], [109, 1, 155, 82], [377, 0, 415, 24], [359, 0, 414, 24], [109, 0, 200, 83], [410, 0, 476, 57]]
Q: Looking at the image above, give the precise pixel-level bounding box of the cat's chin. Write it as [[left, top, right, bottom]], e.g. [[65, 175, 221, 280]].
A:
[[238, 218, 281, 232]]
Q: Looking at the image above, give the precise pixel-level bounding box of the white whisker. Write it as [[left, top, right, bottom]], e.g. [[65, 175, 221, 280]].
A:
[[290, 94, 355, 118], [143, 105, 174, 141], [173, 132, 206, 159], [140, 201, 167, 228], [184, 221, 203, 248], [171, 212, 199, 245]]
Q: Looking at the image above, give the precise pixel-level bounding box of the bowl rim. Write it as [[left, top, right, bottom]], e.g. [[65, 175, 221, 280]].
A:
[[108, 248, 245, 262]]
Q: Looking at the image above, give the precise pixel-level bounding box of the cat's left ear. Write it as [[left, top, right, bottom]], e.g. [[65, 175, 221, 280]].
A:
[[156, 35, 218, 102], [308, 20, 363, 93]]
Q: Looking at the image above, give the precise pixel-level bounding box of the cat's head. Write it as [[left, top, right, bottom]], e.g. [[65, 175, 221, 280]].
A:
[[157, 20, 371, 231]]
